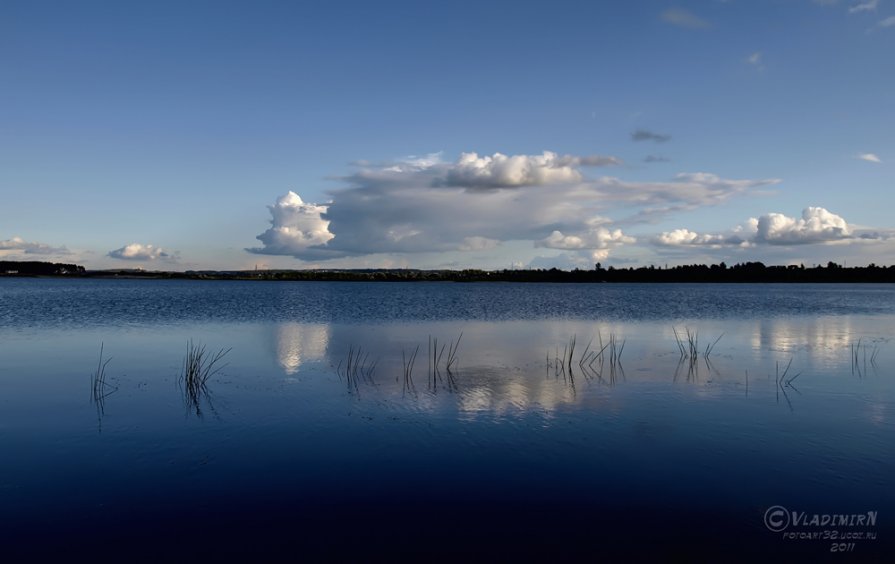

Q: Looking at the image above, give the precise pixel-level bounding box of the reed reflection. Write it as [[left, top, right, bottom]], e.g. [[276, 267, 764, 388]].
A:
[[89, 343, 117, 433]]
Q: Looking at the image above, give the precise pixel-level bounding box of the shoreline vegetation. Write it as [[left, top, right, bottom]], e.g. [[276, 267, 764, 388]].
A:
[[3, 260, 895, 283]]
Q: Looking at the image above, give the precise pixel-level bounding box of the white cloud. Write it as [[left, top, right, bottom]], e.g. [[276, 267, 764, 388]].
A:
[[0, 236, 69, 256], [849, 0, 879, 13], [858, 153, 882, 163], [755, 207, 851, 244], [661, 8, 712, 29], [249, 152, 775, 262], [248, 191, 336, 259], [443, 151, 617, 189], [656, 207, 874, 249], [381, 152, 444, 173], [107, 243, 172, 261], [540, 228, 635, 262], [655, 228, 747, 247], [878, 15, 895, 27], [537, 226, 635, 252]]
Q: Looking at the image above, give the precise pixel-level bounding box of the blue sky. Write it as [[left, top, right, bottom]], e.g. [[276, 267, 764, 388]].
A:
[[2, 0, 893, 270]]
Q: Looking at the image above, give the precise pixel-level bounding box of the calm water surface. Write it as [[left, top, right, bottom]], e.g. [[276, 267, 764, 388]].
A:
[[1, 279, 892, 561]]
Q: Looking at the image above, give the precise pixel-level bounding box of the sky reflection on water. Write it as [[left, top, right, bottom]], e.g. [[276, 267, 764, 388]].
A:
[[2, 314, 891, 424]]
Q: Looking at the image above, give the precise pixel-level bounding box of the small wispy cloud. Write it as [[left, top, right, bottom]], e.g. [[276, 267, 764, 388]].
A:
[[644, 155, 671, 163], [632, 129, 672, 143], [848, 0, 879, 14], [813, 0, 839, 5], [661, 8, 712, 29], [746, 51, 764, 70], [849, 0, 879, 14], [875, 15, 895, 28], [567, 155, 624, 167], [858, 153, 882, 163]]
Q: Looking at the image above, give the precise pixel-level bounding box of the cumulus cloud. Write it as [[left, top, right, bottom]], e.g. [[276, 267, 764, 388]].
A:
[[442, 151, 618, 189], [754, 207, 852, 244], [655, 207, 876, 249], [631, 129, 671, 143], [661, 8, 712, 29], [248, 191, 336, 259], [849, 0, 878, 13], [0, 236, 69, 256], [655, 229, 747, 247], [249, 151, 775, 262], [858, 153, 882, 163], [537, 226, 635, 261], [107, 243, 172, 261]]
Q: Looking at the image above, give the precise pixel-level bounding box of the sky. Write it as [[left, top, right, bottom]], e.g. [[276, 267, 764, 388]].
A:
[[2, 0, 893, 271]]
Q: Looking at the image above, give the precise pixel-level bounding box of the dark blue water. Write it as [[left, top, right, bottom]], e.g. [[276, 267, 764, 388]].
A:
[[2, 278, 894, 328], [0, 279, 892, 561]]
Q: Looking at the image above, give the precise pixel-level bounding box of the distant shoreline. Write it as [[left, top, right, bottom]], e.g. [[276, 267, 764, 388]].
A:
[[2, 260, 895, 283]]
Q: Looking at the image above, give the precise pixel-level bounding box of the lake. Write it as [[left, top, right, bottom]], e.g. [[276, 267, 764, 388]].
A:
[[1, 279, 892, 561]]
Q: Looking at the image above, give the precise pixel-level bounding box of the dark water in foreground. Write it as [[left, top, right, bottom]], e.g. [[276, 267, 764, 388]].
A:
[[1, 279, 893, 561]]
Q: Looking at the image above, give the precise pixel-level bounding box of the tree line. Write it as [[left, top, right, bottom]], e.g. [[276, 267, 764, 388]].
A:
[[0, 261, 85, 276], [3, 260, 895, 283], [195, 261, 895, 283]]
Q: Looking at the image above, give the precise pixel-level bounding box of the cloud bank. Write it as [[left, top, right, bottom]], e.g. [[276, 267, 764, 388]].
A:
[[0, 236, 69, 256], [249, 151, 777, 263], [655, 207, 876, 248]]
